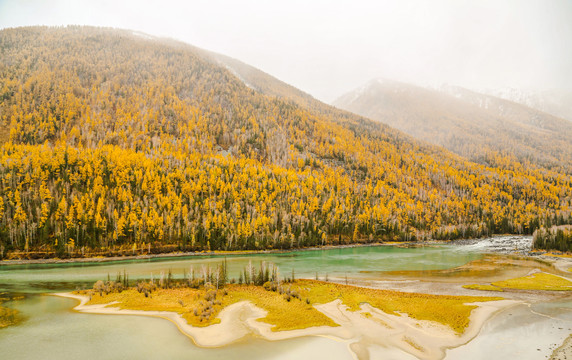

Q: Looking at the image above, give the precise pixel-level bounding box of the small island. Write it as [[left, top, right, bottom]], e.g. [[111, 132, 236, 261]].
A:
[[53, 256, 572, 360], [55, 260, 538, 360]]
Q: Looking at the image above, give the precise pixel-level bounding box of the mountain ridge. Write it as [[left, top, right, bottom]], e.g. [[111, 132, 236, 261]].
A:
[[334, 79, 572, 173]]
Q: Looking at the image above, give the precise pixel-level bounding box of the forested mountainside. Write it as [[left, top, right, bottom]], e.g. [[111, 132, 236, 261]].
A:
[[0, 26, 571, 259], [334, 79, 572, 174]]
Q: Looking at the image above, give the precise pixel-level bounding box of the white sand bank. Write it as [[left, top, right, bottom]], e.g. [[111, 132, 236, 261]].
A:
[[55, 292, 519, 360]]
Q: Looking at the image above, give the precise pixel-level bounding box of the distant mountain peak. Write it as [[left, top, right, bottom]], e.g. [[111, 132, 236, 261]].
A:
[[334, 78, 572, 173]]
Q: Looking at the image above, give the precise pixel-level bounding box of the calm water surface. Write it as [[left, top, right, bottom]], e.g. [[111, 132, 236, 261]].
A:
[[0, 244, 483, 294]]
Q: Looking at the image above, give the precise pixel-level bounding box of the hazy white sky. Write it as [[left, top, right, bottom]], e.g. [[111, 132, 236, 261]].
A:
[[1, 0, 571, 102]]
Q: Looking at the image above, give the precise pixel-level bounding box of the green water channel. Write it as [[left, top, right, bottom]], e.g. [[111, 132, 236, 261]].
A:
[[0, 244, 481, 294]]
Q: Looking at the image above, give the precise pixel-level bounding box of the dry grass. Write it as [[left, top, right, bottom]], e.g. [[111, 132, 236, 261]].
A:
[[81, 288, 227, 327], [291, 280, 502, 334], [79, 279, 502, 334], [491, 272, 572, 291], [79, 284, 337, 331], [462, 284, 504, 292], [223, 285, 338, 331]]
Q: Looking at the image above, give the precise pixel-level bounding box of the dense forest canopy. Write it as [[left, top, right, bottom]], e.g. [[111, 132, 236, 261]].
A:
[[0, 26, 571, 258]]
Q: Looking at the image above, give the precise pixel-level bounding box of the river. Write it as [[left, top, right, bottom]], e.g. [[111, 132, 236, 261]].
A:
[[0, 237, 570, 359]]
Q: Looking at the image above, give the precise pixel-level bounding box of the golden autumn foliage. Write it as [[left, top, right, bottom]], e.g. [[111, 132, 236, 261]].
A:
[[0, 26, 571, 257]]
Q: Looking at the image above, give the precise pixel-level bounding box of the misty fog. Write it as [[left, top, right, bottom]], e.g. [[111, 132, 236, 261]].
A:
[[1, 0, 571, 102]]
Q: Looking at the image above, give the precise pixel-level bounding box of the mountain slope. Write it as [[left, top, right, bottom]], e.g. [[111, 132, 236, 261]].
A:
[[0, 26, 570, 258], [205, 51, 316, 107], [334, 79, 572, 173]]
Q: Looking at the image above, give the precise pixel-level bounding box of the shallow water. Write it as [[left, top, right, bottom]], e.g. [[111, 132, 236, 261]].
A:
[[0, 295, 353, 360], [0, 244, 483, 294], [446, 300, 572, 360]]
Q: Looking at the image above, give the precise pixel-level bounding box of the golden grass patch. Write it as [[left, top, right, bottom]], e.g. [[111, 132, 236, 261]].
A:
[[78, 279, 502, 334], [491, 272, 572, 291], [79, 284, 338, 331], [223, 285, 338, 331], [292, 280, 502, 334], [80, 288, 227, 327], [462, 284, 504, 292]]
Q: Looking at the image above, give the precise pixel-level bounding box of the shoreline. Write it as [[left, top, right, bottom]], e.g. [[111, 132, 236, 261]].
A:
[[55, 291, 519, 360], [0, 242, 405, 266], [2, 234, 551, 267]]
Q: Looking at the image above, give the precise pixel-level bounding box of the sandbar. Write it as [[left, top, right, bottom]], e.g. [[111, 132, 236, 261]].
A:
[[55, 292, 519, 360]]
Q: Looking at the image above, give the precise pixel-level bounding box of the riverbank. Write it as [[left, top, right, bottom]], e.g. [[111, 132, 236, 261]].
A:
[[55, 283, 515, 360], [2, 234, 554, 266], [1, 242, 392, 266]]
